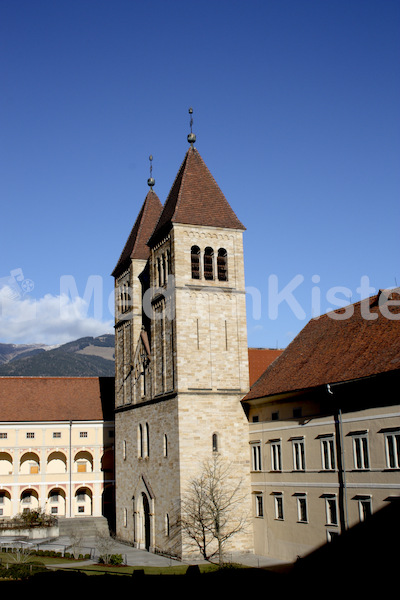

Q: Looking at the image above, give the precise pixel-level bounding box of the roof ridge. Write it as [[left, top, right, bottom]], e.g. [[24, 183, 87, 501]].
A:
[[147, 150, 189, 245], [132, 189, 153, 255], [172, 147, 191, 222], [148, 146, 245, 246], [112, 189, 162, 277]]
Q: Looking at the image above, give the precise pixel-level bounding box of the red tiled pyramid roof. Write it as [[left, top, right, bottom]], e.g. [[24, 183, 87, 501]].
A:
[[148, 146, 245, 246], [0, 377, 114, 422], [112, 189, 163, 277], [244, 290, 400, 401]]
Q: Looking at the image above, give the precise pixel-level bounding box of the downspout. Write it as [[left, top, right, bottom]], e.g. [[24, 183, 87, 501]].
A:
[[327, 384, 349, 532]]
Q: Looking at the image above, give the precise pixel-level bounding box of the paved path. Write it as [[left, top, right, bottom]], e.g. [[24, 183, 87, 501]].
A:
[[2, 534, 286, 570]]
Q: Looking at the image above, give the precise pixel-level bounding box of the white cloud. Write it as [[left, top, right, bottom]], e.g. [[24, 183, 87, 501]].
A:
[[0, 288, 114, 345]]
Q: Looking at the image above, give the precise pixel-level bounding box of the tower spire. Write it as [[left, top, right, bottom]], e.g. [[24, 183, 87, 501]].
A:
[[147, 154, 155, 188], [187, 107, 196, 146]]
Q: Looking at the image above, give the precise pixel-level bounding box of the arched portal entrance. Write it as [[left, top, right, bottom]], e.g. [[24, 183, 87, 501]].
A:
[[142, 492, 151, 551]]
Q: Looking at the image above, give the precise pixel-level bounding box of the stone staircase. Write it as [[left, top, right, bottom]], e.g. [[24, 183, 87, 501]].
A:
[[58, 516, 110, 538]]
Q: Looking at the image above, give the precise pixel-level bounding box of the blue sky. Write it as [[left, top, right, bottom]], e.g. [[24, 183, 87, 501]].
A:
[[1, 0, 399, 347]]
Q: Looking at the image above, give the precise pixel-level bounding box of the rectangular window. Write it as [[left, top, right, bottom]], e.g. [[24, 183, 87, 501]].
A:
[[358, 496, 372, 522], [26, 432, 35, 439], [53, 432, 61, 438], [297, 495, 308, 523], [274, 494, 284, 520], [293, 407, 302, 418], [352, 433, 370, 469], [271, 441, 282, 471], [0, 433, 7, 439], [77, 462, 86, 473], [292, 438, 305, 471], [51, 507, 58, 514], [321, 436, 336, 470], [385, 431, 400, 469], [256, 495, 264, 517], [325, 496, 338, 526], [327, 530, 339, 543], [251, 443, 262, 471], [30, 465, 39, 474], [80, 432, 88, 438]]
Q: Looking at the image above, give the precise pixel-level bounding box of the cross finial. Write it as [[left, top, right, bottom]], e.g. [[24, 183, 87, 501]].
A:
[[187, 107, 196, 146], [147, 154, 155, 187]]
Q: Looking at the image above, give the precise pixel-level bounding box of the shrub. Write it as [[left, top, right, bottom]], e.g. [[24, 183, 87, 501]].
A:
[[0, 563, 46, 580], [8, 509, 57, 530], [99, 553, 124, 566]]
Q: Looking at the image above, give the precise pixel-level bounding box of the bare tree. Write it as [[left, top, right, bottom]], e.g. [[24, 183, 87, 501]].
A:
[[68, 525, 84, 559], [95, 529, 116, 564], [7, 543, 33, 564], [180, 454, 248, 565]]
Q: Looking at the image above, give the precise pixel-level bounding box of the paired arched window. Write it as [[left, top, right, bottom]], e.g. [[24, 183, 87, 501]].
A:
[[191, 246, 228, 282], [157, 250, 172, 286]]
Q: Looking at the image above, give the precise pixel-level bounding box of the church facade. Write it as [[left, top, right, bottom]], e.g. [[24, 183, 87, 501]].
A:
[[112, 138, 253, 558]]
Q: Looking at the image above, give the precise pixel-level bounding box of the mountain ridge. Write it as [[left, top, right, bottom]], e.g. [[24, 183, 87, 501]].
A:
[[0, 334, 115, 377]]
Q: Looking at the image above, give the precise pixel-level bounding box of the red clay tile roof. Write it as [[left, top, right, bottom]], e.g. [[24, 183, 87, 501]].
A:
[[112, 189, 163, 277], [244, 290, 400, 401], [248, 348, 283, 386], [148, 146, 245, 246], [0, 377, 114, 422]]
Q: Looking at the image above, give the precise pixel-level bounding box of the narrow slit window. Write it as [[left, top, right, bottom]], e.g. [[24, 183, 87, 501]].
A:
[[191, 246, 201, 279], [204, 247, 214, 280], [217, 248, 228, 281], [212, 433, 218, 453]]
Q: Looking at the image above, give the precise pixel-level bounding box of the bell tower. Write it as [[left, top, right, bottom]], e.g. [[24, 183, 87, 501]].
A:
[[113, 112, 253, 558], [112, 161, 163, 407]]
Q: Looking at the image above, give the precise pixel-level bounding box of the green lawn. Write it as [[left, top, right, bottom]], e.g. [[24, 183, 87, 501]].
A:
[[47, 562, 224, 576], [1, 552, 226, 577]]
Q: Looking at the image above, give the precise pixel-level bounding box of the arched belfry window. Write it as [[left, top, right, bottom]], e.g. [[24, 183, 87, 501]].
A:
[[217, 248, 228, 281], [191, 246, 201, 279], [204, 247, 214, 281]]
